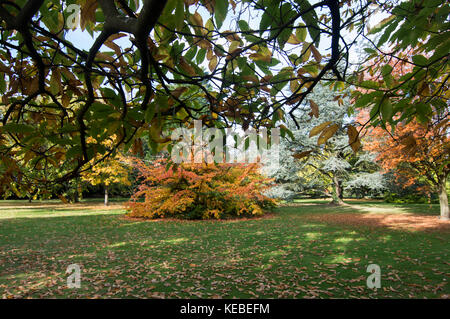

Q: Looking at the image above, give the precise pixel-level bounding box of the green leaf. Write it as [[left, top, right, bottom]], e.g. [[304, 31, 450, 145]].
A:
[[91, 102, 113, 117], [0, 76, 5, 93], [377, 19, 399, 47], [412, 55, 428, 66], [196, 48, 207, 64], [238, 20, 249, 31], [66, 145, 82, 159], [415, 102, 432, 123], [145, 104, 156, 123], [360, 80, 380, 90], [259, 12, 272, 33], [354, 91, 382, 109], [381, 64, 393, 87], [295, 0, 319, 45], [380, 99, 393, 122], [295, 23, 307, 42], [364, 48, 376, 54], [1, 123, 35, 134], [215, 0, 228, 29], [174, 0, 184, 30], [185, 47, 197, 61]]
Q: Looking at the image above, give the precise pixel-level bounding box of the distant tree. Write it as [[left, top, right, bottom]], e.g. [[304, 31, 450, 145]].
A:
[[81, 137, 131, 205], [265, 85, 381, 204], [355, 48, 449, 219], [344, 153, 385, 198], [361, 117, 449, 219]]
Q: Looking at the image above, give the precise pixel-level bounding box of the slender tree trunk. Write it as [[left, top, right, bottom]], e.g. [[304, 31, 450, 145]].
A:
[[338, 180, 344, 200], [331, 175, 344, 205], [104, 185, 109, 206], [73, 179, 80, 203], [438, 175, 449, 220], [73, 177, 80, 203]]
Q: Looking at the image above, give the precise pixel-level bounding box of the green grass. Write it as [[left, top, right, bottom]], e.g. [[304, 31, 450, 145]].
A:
[[0, 199, 448, 298]]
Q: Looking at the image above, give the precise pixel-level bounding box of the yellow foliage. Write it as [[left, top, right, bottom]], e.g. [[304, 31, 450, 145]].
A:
[[81, 135, 131, 187]]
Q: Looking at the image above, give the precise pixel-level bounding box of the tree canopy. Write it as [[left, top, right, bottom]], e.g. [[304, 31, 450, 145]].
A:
[[0, 0, 448, 194]]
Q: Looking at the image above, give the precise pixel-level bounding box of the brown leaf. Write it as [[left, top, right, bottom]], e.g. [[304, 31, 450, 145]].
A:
[[309, 121, 333, 137], [292, 150, 312, 159], [308, 99, 319, 118], [179, 57, 197, 76], [172, 87, 187, 99], [317, 124, 339, 145], [347, 125, 361, 152], [80, 0, 98, 31], [310, 45, 322, 63]]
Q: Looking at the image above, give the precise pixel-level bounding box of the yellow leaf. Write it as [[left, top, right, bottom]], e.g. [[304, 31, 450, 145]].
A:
[[296, 23, 307, 42], [206, 49, 213, 60], [208, 55, 218, 72], [228, 41, 240, 53], [287, 34, 300, 45], [80, 0, 98, 31], [96, 52, 114, 62], [249, 47, 272, 63], [300, 43, 311, 62], [290, 79, 300, 93], [62, 94, 70, 108]]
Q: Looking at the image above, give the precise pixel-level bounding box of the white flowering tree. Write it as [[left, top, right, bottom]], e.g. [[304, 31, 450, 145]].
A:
[[265, 85, 384, 204], [345, 153, 386, 198]]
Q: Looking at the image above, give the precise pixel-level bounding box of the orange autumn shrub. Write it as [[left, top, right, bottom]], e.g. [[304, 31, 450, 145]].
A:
[[126, 158, 277, 219]]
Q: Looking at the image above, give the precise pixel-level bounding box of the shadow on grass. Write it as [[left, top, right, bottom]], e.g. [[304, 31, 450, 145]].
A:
[[0, 203, 449, 298]]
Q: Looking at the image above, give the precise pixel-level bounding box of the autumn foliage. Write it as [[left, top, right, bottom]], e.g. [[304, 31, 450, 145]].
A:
[[359, 110, 450, 219], [126, 158, 277, 220], [361, 118, 449, 191], [354, 47, 450, 218]]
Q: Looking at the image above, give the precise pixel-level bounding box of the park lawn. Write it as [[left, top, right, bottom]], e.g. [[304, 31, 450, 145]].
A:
[[0, 199, 448, 299]]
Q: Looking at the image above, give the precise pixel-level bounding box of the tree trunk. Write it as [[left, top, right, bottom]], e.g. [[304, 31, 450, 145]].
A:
[[338, 179, 344, 200], [331, 175, 344, 205], [438, 176, 449, 220], [104, 185, 109, 206], [73, 178, 80, 203]]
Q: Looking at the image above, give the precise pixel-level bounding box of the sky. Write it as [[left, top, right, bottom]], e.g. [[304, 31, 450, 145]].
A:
[[64, 2, 387, 63]]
